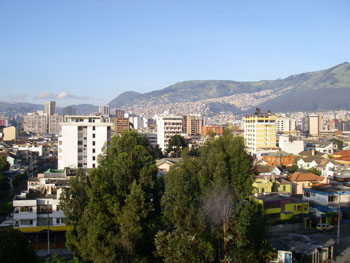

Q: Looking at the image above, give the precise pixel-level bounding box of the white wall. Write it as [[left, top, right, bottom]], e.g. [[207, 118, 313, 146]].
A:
[[59, 126, 78, 169]]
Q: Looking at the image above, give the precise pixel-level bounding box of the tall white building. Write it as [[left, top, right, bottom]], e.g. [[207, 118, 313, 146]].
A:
[[276, 117, 296, 133], [157, 115, 183, 152], [58, 116, 113, 169]]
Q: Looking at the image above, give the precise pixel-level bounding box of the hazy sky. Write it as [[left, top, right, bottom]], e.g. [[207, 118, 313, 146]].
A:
[[1, 0, 349, 107]]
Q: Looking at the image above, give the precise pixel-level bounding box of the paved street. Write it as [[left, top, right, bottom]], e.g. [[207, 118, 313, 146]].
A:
[[270, 222, 350, 262]]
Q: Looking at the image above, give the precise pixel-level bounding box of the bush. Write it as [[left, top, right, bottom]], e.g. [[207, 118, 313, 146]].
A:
[[0, 202, 13, 216]]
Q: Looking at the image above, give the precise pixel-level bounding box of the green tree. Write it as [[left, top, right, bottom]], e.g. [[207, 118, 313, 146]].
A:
[[0, 172, 10, 199], [0, 228, 38, 263], [287, 164, 298, 173], [156, 150, 213, 262], [0, 156, 10, 172], [165, 135, 188, 158], [156, 131, 271, 262], [61, 131, 160, 263], [331, 138, 344, 150], [306, 167, 321, 176]]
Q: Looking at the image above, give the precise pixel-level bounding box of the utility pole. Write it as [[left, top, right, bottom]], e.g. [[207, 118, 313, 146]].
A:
[[337, 193, 341, 245], [47, 204, 50, 255]]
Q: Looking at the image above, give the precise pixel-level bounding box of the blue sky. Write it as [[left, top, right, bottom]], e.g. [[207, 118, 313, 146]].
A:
[[1, 0, 349, 107]]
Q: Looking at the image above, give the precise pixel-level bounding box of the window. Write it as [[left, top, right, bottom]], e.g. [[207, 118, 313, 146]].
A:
[[93, 141, 96, 146], [304, 191, 310, 197], [93, 164, 96, 168], [20, 206, 33, 212], [93, 134, 96, 138], [78, 141, 83, 145], [328, 196, 335, 202], [93, 126, 95, 131], [78, 126, 83, 130], [283, 186, 286, 191], [93, 149, 95, 153]]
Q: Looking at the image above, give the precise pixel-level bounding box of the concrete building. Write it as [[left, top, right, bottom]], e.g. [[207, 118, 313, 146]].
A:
[[139, 131, 157, 147], [3, 126, 17, 141], [58, 115, 113, 169], [129, 114, 144, 130], [303, 185, 350, 214], [244, 109, 277, 154], [309, 115, 320, 136], [279, 135, 305, 155], [182, 114, 204, 136], [44, 101, 56, 116], [48, 114, 63, 135], [157, 115, 183, 152], [115, 109, 125, 118], [202, 125, 224, 136], [114, 117, 130, 135], [99, 104, 110, 116], [0, 118, 9, 127], [276, 117, 296, 133], [288, 172, 325, 195], [23, 112, 48, 135]]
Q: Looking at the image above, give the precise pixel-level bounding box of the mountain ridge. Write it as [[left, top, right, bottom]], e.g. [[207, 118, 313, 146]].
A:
[[109, 62, 350, 115]]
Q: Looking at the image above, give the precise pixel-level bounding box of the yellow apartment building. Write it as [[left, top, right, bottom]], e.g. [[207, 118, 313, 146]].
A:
[[244, 109, 277, 154]]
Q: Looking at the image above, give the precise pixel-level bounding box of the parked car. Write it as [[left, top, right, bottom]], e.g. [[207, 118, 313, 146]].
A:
[[317, 223, 335, 232]]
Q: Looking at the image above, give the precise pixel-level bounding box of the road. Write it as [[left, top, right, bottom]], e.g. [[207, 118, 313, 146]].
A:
[[270, 222, 350, 263]]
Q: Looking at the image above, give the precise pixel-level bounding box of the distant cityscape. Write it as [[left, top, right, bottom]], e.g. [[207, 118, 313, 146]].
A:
[[2, 94, 350, 262]]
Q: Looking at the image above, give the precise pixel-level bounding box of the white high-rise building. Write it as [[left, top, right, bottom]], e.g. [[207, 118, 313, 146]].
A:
[[58, 116, 113, 169], [157, 115, 183, 152], [276, 117, 296, 133]]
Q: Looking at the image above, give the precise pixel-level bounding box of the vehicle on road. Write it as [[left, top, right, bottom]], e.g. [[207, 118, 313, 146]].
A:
[[317, 223, 335, 232]]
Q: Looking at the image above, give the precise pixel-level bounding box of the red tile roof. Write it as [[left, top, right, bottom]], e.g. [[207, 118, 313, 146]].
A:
[[289, 172, 324, 182]]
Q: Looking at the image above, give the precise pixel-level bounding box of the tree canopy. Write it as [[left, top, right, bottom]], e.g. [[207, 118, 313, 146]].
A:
[[62, 130, 274, 262], [156, 130, 273, 262], [60, 131, 161, 263], [165, 135, 188, 158], [0, 228, 38, 263], [0, 156, 10, 172]]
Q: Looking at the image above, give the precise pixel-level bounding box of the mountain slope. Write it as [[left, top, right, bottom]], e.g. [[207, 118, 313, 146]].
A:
[[110, 62, 350, 115]]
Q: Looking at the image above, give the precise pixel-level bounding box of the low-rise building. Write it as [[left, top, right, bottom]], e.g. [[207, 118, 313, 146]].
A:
[[9, 168, 81, 249], [252, 193, 309, 221], [289, 172, 325, 195], [297, 156, 325, 170], [156, 158, 181, 173], [303, 185, 350, 214], [261, 151, 296, 167], [278, 135, 305, 155]]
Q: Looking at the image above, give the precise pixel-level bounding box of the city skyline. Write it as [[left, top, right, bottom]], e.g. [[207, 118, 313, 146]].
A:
[[1, 0, 350, 107]]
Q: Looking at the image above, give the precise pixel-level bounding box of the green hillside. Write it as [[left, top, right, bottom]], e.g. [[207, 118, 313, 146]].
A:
[[109, 62, 350, 113]]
